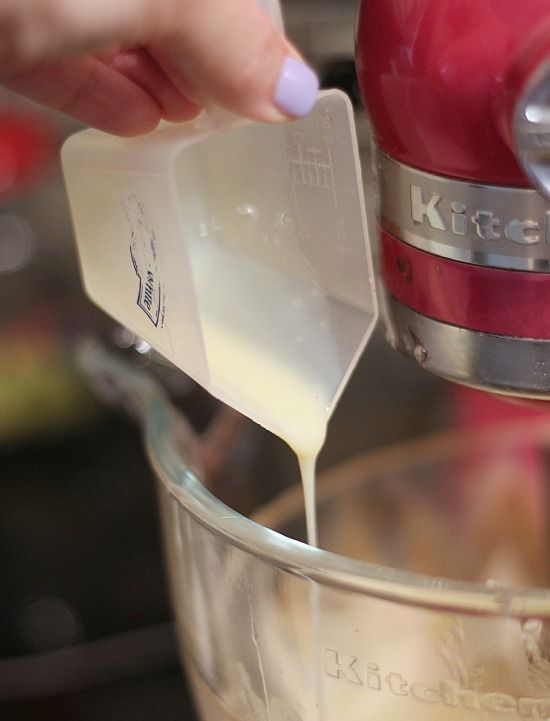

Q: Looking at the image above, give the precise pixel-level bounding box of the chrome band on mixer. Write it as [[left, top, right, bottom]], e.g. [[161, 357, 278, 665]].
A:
[[382, 291, 550, 398], [377, 151, 550, 271]]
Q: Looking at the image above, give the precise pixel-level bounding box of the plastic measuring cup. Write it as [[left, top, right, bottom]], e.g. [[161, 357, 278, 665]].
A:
[[61, 0, 377, 446], [80, 342, 550, 721]]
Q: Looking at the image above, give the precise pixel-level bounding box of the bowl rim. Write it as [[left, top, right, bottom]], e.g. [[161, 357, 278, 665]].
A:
[[148, 404, 550, 618]]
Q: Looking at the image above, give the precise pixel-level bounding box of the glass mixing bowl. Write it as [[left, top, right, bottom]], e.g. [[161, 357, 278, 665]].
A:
[[81, 342, 550, 721]]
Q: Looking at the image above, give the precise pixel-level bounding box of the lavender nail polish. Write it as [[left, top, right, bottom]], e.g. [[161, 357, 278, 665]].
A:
[[273, 57, 319, 118]]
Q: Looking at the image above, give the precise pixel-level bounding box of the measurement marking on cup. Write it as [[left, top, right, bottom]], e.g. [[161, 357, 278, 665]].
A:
[[323, 648, 550, 717], [308, 146, 322, 186], [326, 148, 338, 210], [286, 135, 334, 192]]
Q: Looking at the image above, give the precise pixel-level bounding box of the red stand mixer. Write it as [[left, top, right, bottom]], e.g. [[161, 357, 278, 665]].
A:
[[357, 0, 550, 398]]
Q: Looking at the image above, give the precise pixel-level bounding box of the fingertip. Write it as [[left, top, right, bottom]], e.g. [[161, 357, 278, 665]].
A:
[[160, 100, 202, 124], [109, 113, 161, 137], [272, 56, 319, 120]]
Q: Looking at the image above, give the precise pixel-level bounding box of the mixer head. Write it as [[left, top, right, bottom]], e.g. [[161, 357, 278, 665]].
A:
[[357, 0, 550, 399]]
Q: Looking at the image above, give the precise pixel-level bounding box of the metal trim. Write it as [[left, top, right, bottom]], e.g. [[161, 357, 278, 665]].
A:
[[377, 151, 550, 271], [382, 292, 550, 398]]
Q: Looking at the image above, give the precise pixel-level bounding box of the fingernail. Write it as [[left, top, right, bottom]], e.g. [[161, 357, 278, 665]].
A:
[[273, 57, 319, 118]]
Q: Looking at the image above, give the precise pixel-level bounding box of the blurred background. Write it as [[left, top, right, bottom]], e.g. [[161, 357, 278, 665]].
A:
[[0, 1, 541, 719]]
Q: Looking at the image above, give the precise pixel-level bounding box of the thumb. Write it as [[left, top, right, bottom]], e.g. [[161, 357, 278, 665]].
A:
[[148, 0, 319, 122]]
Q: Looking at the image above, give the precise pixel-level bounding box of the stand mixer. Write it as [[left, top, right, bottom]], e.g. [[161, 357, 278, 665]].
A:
[[357, 0, 550, 399]]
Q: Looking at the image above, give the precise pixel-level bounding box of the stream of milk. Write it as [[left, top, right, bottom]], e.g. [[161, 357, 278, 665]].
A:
[[200, 316, 326, 544]]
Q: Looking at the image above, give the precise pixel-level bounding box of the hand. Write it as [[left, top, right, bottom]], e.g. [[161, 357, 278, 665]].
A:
[[0, 0, 319, 135]]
